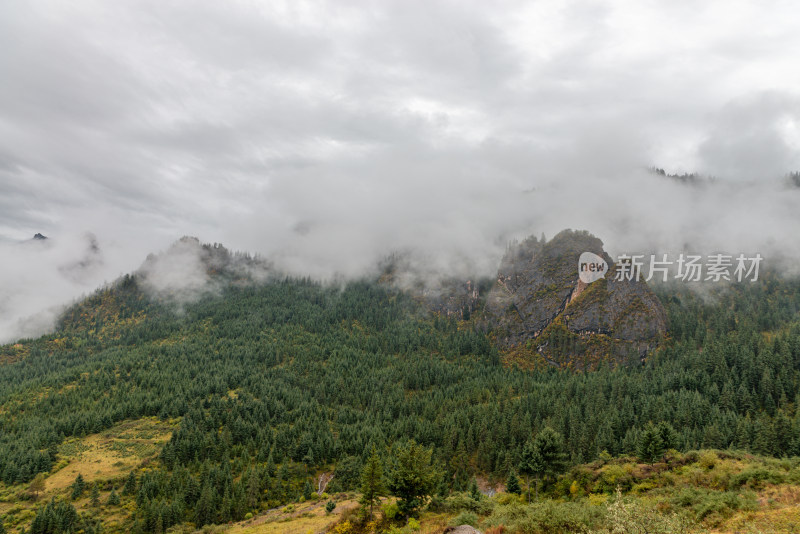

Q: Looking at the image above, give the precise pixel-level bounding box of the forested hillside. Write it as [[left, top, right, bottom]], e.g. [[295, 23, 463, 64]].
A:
[[1, 243, 800, 533]]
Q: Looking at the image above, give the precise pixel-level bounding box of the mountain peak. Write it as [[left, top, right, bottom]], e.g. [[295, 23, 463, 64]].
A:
[[483, 229, 666, 368]]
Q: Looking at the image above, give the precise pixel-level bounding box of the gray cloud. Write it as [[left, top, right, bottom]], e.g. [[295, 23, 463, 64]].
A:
[[1, 0, 800, 342]]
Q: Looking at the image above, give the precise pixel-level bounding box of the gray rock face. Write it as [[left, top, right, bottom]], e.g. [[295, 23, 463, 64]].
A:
[[444, 526, 482, 534], [483, 229, 667, 367]]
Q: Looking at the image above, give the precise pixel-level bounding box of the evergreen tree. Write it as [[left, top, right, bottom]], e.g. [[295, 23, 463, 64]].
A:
[[359, 447, 385, 519], [638, 423, 666, 464], [29, 474, 45, 502], [386, 441, 439, 518], [521, 427, 567, 501], [520, 436, 541, 502], [505, 470, 521, 495], [333, 456, 363, 491], [108, 488, 120, 506], [657, 421, 680, 451], [31, 500, 79, 534], [468, 478, 481, 501], [277, 464, 290, 499], [90, 483, 100, 507], [71, 474, 86, 500], [302, 479, 313, 500], [123, 471, 137, 496], [195, 483, 215, 527], [247, 470, 261, 509], [325, 500, 336, 514]]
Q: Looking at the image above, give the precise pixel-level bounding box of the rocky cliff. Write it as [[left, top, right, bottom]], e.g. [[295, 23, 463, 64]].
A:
[[482, 229, 667, 368]]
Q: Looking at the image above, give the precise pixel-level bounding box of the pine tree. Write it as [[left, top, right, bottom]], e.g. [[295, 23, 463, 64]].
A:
[[266, 451, 277, 478], [220, 488, 232, 523], [520, 438, 540, 502], [359, 447, 385, 519], [657, 421, 679, 451], [386, 441, 439, 519], [277, 463, 289, 499], [90, 483, 100, 507], [195, 483, 214, 527], [302, 479, 313, 500], [71, 474, 86, 500], [0, 515, 6, 534], [505, 470, 521, 495], [638, 423, 665, 464], [123, 471, 137, 496], [468, 478, 481, 501], [29, 474, 45, 502], [108, 488, 120, 506], [520, 427, 567, 501], [325, 500, 336, 514], [247, 470, 260, 509]]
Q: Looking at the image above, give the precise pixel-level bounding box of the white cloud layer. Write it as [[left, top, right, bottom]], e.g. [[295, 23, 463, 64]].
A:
[[1, 0, 800, 342]]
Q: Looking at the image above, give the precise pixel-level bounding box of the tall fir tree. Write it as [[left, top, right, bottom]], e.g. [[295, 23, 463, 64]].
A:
[[359, 447, 385, 519], [638, 423, 666, 464], [123, 471, 137, 496], [71, 474, 86, 500], [505, 470, 521, 495], [386, 441, 439, 519], [521, 427, 567, 501], [90, 483, 100, 507]]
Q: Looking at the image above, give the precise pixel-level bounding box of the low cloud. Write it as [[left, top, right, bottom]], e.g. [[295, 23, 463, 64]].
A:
[[0, 233, 122, 342], [138, 237, 218, 306], [1, 0, 800, 342]]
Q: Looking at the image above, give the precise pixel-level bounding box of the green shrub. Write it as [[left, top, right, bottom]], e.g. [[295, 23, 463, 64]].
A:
[[382, 501, 400, 520], [597, 464, 634, 493], [670, 488, 757, 525], [729, 467, 785, 489], [605, 488, 693, 533], [449, 511, 478, 527], [494, 492, 523, 506], [697, 450, 718, 470], [426, 494, 445, 512], [325, 500, 336, 514], [444, 492, 494, 515], [484, 500, 603, 533]]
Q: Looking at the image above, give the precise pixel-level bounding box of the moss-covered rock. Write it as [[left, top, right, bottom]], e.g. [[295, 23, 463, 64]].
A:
[[483, 229, 667, 368]]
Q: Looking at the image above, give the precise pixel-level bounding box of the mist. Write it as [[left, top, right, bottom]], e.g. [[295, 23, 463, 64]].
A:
[[1, 0, 800, 343]]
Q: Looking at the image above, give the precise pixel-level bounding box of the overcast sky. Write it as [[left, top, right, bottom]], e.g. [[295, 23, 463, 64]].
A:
[[1, 0, 800, 341]]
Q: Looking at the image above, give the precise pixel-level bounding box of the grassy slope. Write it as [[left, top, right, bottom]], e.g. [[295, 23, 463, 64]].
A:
[[0, 418, 172, 532], [7, 427, 797, 534], [314, 450, 800, 534]]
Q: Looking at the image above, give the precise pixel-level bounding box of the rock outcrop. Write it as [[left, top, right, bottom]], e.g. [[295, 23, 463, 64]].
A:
[[443, 526, 482, 534], [483, 229, 667, 368]]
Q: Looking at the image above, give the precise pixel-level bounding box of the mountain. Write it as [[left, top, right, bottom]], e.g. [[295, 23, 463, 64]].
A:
[[483, 230, 667, 368], [3, 233, 800, 534], [379, 230, 667, 370]]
